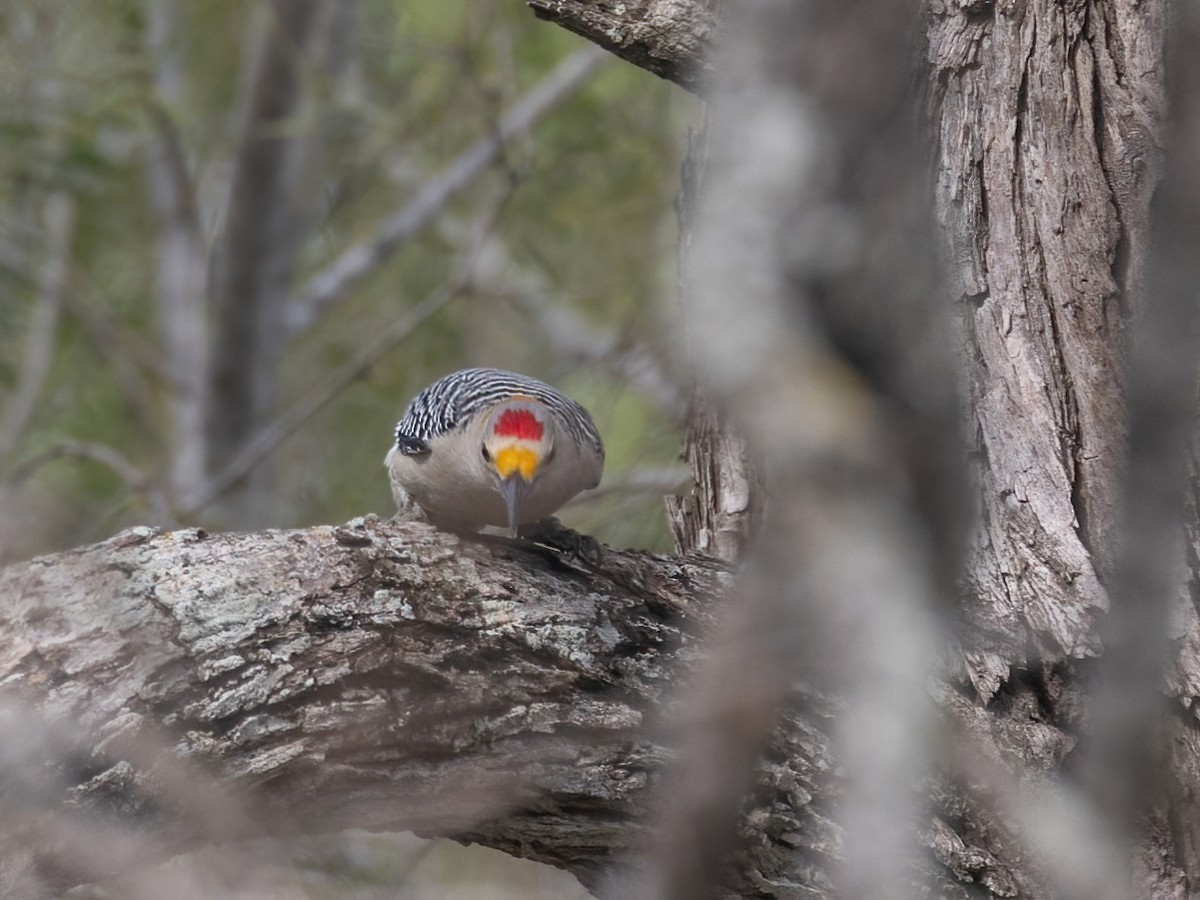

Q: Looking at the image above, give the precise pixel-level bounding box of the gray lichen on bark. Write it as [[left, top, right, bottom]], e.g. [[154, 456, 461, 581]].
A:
[[0, 518, 738, 896]]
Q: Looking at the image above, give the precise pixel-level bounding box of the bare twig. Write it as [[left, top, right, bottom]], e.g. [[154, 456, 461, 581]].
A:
[[0, 234, 34, 286], [59, 282, 167, 431], [3, 440, 171, 524], [0, 193, 74, 463], [565, 465, 692, 506], [511, 293, 683, 415], [287, 44, 610, 337], [614, 1, 956, 897], [466, 231, 683, 415], [180, 188, 516, 518]]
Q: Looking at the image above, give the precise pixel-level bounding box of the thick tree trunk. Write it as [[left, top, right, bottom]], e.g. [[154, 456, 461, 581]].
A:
[[927, 6, 1200, 899], [927, 0, 1164, 696]]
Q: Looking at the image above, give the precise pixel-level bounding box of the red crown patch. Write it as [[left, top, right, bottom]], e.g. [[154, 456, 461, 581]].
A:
[[493, 407, 545, 441]]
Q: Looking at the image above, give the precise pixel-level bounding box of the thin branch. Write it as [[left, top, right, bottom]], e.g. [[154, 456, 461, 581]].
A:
[[0, 233, 35, 286], [0, 193, 74, 463], [287, 44, 610, 337], [565, 465, 691, 506], [3, 439, 172, 524], [179, 187, 516, 518], [517, 296, 683, 415], [468, 233, 684, 415]]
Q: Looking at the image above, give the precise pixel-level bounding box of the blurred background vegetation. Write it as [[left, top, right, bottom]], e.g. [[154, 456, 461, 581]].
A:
[[0, 0, 691, 567], [0, 2, 688, 893]]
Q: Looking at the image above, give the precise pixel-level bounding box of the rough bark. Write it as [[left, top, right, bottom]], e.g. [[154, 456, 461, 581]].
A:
[[526, 0, 716, 92], [0, 518, 738, 898], [0, 514, 1053, 900], [530, 0, 1200, 897], [0, 1, 1192, 898], [926, 0, 1165, 695], [927, 6, 1200, 899], [665, 393, 760, 561]]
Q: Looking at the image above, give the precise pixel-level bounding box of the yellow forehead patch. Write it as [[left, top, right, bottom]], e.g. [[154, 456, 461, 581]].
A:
[[494, 445, 540, 481]]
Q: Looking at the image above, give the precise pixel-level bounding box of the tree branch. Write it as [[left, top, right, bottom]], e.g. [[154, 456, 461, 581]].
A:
[[2, 439, 172, 525], [58, 282, 166, 436], [287, 44, 610, 337], [642, 0, 959, 893], [468, 231, 684, 416], [0, 517, 731, 899], [0, 516, 1166, 900], [181, 277, 465, 518], [526, 0, 715, 92]]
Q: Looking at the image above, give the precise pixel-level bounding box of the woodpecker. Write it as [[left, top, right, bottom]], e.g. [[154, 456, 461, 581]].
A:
[[385, 368, 604, 535]]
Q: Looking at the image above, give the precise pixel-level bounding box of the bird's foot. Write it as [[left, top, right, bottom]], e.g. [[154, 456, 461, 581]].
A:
[[518, 517, 605, 568]]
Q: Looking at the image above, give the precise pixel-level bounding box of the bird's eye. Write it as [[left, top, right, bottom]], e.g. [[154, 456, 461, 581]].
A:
[[481, 445, 492, 462]]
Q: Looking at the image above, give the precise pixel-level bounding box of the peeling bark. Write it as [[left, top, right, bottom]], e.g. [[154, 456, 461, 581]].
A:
[[665, 392, 761, 561], [927, 0, 1166, 688]]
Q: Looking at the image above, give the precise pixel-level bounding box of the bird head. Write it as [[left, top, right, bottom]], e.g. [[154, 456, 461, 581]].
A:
[[481, 399, 554, 535]]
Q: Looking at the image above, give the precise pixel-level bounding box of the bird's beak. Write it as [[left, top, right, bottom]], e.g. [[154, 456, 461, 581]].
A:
[[498, 474, 534, 537], [493, 446, 541, 536]]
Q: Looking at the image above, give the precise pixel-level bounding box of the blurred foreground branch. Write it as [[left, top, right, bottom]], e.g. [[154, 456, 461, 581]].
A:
[[624, 0, 960, 894], [535, 0, 1195, 896]]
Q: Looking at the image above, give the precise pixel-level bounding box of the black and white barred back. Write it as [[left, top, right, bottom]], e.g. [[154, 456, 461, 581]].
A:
[[394, 368, 604, 458]]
